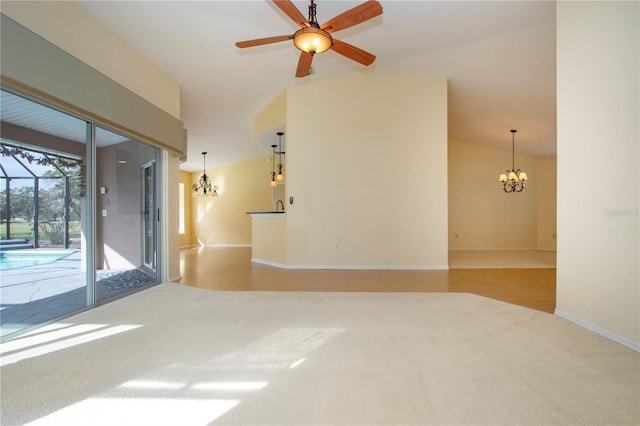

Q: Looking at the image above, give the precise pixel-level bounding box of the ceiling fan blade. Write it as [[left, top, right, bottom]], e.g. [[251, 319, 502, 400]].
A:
[[295, 52, 313, 78], [321, 0, 383, 34], [235, 35, 293, 49], [273, 0, 310, 28], [330, 39, 376, 66]]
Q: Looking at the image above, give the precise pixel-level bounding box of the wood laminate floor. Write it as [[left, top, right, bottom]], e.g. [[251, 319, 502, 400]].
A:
[[177, 247, 556, 313]]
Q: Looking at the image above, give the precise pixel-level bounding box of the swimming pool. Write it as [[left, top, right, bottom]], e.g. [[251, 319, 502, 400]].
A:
[[0, 251, 74, 270]]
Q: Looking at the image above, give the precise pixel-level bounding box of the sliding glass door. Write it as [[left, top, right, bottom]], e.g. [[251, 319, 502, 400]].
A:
[[0, 90, 89, 338], [0, 90, 162, 339], [95, 127, 159, 303], [141, 160, 156, 271]]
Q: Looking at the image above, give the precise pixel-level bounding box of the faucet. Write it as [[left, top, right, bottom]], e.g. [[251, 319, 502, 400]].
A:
[[276, 200, 284, 212]]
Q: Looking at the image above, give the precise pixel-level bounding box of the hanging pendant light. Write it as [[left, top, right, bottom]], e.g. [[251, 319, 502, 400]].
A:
[[275, 132, 285, 182], [499, 129, 528, 193], [270, 144, 278, 187], [192, 151, 219, 197]]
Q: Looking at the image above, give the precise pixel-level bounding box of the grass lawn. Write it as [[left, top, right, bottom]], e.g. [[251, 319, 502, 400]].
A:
[[0, 221, 80, 241], [0, 222, 33, 240]]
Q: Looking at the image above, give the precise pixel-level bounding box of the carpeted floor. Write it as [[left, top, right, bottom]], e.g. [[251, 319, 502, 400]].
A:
[[0, 283, 637, 425]]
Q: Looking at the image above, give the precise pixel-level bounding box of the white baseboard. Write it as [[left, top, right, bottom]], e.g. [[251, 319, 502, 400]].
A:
[[202, 244, 251, 248], [179, 244, 199, 249], [180, 244, 252, 249], [251, 258, 449, 270], [555, 309, 640, 352], [449, 248, 556, 251]]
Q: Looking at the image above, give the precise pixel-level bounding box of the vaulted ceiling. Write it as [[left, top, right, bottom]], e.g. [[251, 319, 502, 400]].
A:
[[78, 1, 557, 171]]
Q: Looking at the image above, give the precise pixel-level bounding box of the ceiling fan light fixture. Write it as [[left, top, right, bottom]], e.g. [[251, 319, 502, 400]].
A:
[[293, 27, 332, 54], [235, 0, 382, 77]]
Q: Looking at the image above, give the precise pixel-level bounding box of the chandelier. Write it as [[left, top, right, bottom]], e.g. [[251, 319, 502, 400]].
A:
[[192, 152, 219, 197], [499, 129, 528, 193]]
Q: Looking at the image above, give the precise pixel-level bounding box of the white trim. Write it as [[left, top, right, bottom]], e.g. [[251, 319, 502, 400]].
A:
[[555, 309, 640, 352], [180, 244, 252, 249], [251, 258, 449, 270], [202, 244, 252, 248], [449, 248, 557, 252], [167, 274, 182, 282]]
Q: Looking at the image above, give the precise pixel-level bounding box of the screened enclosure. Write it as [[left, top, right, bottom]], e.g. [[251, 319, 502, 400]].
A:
[[1, 143, 83, 249]]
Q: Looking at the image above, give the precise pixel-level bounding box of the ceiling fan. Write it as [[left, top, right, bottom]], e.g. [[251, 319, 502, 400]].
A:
[[235, 0, 383, 78]]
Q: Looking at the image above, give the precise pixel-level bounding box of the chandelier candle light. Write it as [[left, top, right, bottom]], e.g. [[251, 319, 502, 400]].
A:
[[499, 129, 528, 193], [192, 151, 219, 197]]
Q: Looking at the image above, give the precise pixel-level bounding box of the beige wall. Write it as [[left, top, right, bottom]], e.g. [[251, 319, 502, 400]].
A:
[[285, 67, 448, 268], [536, 157, 557, 250], [165, 153, 181, 281], [251, 215, 287, 264], [179, 170, 194, 247], [448, 138, 538, 249], [192, 155, 272, 246], [0, 1, 180, 119], [255, 90, 287, 136], [556, 1, 639, 349], [448, 138, 556, 250], [1, 14, 184, 155]]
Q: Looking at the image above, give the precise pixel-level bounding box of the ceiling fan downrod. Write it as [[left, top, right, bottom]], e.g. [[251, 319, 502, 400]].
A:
[[308, 0, 320, 28]]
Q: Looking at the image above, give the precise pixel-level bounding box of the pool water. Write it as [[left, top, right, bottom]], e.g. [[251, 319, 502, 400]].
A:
[[0, 251, 72, 270]]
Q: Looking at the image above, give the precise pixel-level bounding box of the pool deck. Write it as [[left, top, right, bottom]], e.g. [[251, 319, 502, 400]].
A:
[[0, 250, 156, 339], [1, 250, 84, 337]]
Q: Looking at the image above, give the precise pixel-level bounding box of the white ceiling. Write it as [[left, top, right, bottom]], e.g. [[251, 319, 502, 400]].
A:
[[78, 0, 557, 171]]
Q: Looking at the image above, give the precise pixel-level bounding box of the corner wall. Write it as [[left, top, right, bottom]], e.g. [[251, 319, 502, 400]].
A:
[[179, 170, 194, 247], [285, 67, 448, 268], [556, 1, 639, 349], [536, 157, 557, 250]]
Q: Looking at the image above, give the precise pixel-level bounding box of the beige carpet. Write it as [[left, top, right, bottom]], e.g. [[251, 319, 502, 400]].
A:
[[449, 249, 556, 269], [1, 283, 637, 425]]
